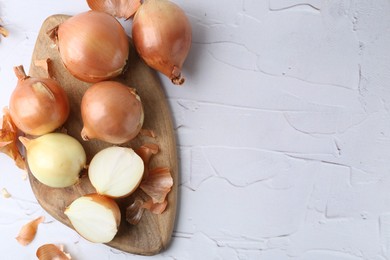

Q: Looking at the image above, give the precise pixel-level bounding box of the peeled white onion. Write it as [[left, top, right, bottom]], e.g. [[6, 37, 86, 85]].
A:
[[19, 133, 86, 188], [88, 146, 144, 198]]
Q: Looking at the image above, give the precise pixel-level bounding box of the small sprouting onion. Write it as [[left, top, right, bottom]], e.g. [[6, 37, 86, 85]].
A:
[[88, 146, 144, 198], [64, 194, 121, 243], [9, 65, 69, 136], [81, 81, 144, 144], [19, 133, 86, 188], [50, 11, 129, 83]]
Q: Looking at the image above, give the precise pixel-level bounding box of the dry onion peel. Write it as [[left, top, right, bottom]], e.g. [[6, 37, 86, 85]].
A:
[[125, 196, 168, 225], [135, 143, 159, 179], [87, 0, 141, 19], [140, 167, 173, 204], [36, 244, 71, 260], [0, 107, 25, 170], [125, 198, 145, 225], [16, 216, 45, 246], [1, 188, 11, 198], [34, 58, 55, 79], [142, 198, 168, 214], [0, 25, 8, 37], [139, 128, 156, 138]]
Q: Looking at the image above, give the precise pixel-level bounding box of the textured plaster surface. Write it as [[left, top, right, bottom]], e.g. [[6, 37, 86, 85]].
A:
[[0, 0, 390, 259]]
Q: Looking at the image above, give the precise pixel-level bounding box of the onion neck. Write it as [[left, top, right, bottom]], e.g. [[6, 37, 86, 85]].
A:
[[13, 65, 30, 81], [171, 66, 185, 85]]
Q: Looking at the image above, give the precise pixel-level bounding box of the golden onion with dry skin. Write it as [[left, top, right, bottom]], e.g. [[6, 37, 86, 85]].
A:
[[80, 81, 144, 144], [9, 65, 69, 136], [50, 11, 129, 83], [132, 0, 192, 85]]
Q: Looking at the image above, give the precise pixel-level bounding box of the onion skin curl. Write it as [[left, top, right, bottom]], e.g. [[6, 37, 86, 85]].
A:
[[132, 0, 192, 85], [81, 81, 144, 144], [9, 65, 69, 136], [52, 11, 129, 83]]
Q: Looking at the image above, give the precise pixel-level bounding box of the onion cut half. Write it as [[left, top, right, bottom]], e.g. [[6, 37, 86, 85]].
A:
[[64, 194, 121, 243]]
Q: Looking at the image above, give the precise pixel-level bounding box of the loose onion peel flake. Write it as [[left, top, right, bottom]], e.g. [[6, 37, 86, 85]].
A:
[[125, 196, 169, 225], [125, 198, 145, 225], [126, 143, 173, 225], [140, 167, 173, 204], [16, 216, 45, 246], [87, 0, 141, 19], [36, 244, 71, 260], [0, 25, 8, 37], [135, 143, 159, 179], [142, 198, 168, 214], [139, 128, 156, 138], [0, 107, 25, 170], [34, 58, 55, 79], [1, 187, 11, 198]]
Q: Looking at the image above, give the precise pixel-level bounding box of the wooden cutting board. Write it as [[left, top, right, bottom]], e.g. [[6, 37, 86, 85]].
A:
[[27, 14, 178, 255]]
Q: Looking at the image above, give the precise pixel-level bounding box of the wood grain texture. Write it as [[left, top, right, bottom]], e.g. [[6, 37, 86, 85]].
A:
[[27, 14, 178, 255]]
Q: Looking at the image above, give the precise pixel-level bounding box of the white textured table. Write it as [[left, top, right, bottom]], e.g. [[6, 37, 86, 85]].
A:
[[1, 0, 390, 259]]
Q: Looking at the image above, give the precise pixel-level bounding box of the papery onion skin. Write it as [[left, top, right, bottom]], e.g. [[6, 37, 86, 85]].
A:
[[36, 244, 70, 260], [132, 0, 192, 85], [55, 11, 129, 83], [20, 133, 86, 188], [9, 66, 69, 136], [0, 107, 26, 169], [16, 216, 45, 246], [140, 167, 173, 204], [81, 81, 144, 144]]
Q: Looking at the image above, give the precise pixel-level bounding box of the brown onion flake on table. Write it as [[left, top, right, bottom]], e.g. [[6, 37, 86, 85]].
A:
[[16, 216, 45, 246], [0, 22, 8, 38], [34, 58, 55, 79], [36, 244, 71, 260], [1, 188, 11, 198]]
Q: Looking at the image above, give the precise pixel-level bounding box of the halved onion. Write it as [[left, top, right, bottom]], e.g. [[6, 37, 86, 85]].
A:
[[88, 146, 144, 198], [64, 194, 121, 243]]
